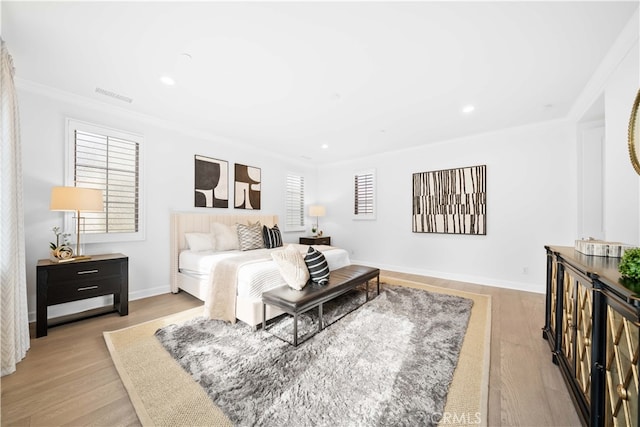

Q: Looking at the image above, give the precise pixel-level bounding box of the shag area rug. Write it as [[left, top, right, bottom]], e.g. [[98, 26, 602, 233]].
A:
[[103, 278, 491, 426], [156, 286, 472, 426]]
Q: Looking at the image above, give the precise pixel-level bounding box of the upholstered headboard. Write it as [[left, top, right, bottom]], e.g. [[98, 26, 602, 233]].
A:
[[169, 212, 279, 292]]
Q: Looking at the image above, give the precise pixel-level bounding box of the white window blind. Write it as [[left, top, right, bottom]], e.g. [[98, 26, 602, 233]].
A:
[[66, 119, 144, 242], [354, 169, 376, 219], [285, 173, 305, 231]]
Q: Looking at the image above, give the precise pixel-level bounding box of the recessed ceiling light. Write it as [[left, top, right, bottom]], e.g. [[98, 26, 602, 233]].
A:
[[462, 105, 475, 114], [160, 76, 175, 86], [321, 144, 329, 149]]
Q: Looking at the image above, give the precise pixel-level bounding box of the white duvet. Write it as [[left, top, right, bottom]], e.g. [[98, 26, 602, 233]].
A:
[[179, 244, 351, 299]]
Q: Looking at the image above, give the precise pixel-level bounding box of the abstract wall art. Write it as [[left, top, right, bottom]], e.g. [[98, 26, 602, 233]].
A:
[[234, 163, 261, 210], [412, 165, 486, 235], [194, 155, 229, 208]]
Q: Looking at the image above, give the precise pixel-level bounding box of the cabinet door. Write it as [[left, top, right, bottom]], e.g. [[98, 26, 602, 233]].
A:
[[575, 280, 593, 401], [604, 302, 639, 427], [563, 268, 594, 404], [562, 269, 577, 367]]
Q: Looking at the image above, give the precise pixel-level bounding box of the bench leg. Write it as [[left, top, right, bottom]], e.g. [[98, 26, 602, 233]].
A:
[[377, 274, 380, 295], [262, 303, 266, 330], [318, 303, 324, 331], [365, 280, 369, 302], [293, 313, 298, 347]]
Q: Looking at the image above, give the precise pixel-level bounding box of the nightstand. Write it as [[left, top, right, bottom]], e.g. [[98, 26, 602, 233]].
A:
[[36, 253, 128, 337], [299, 236, 331, 245]]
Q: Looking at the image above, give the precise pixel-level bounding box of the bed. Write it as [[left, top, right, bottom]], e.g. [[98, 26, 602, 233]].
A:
[[170, 212, 351, 327]]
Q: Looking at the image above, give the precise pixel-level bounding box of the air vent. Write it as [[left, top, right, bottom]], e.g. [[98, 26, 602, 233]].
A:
[[95, 87, 133, 104]]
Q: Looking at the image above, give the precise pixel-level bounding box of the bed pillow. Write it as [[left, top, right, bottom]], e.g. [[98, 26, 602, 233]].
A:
[[263, 224, 283, 249], [271, 245, 309, 290], [304, 246, 330, 285], [184, 233, 215, 252], [237, 221, 265, 251], [211, 222, 240, 251]]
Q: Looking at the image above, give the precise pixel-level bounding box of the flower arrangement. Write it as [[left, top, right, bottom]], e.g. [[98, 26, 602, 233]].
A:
[[50, 226, 73, 260], [619, 248, 640, 280]]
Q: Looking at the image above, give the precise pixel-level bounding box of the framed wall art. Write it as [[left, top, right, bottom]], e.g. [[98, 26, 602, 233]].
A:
[[194, 155, 229, 208], [234, 163, 261, 210], [412, 165, 486, 235]]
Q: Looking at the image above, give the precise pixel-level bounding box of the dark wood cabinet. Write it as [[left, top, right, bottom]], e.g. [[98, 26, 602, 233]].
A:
[[299, 236, 331, 245], [544, 246, 640, 427], [36, 253, 128, 337]]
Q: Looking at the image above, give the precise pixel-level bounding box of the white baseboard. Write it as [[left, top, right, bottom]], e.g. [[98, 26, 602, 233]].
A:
[[350, 258, 545, 295]]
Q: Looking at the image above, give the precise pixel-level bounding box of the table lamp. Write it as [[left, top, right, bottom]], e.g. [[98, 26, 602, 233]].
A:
[[309, 205, 326, 236], [50, 186, 104, 259]]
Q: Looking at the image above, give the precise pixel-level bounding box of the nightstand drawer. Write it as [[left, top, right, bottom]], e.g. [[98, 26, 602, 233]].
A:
[[48, 277, 121, 305], [299, 236, 331, 245], [45, 261, 122, 282]]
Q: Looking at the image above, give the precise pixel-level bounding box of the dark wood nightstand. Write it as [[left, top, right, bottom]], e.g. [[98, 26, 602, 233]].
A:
[[299, 236, 331, 245], [36, 253, 128, 337]]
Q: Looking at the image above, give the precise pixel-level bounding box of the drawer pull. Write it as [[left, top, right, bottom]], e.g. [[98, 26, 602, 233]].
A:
[[77, 269, 99, 275], [77, 286, 99, 291], [617, 384, 629, 400]]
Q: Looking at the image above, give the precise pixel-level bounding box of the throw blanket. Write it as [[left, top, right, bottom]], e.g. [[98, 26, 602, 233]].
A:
[[204, 249, 274, 323], [203, 244, 338, 323]]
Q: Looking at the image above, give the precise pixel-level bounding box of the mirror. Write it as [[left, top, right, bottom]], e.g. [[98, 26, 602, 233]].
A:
[[629, 88, 640, 175]]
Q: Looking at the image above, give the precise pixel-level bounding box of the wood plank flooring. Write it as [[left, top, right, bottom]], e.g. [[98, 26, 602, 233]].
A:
[[1, 272, 581, 426]]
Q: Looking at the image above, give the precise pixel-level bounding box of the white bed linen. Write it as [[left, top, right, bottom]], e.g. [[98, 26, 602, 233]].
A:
[[178, 244, 351, 299]]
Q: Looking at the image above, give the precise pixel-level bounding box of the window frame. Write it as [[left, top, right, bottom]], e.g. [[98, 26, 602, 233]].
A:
[[284, 172, 305, 232], [64, 118, 145, 243], [353, 169, 376, 220]]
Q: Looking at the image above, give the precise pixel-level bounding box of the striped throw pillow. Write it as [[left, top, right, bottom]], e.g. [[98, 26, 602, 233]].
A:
[[304, 247, 330, 285], [263, 224, 283, 249], [237, 222, 265, 251]]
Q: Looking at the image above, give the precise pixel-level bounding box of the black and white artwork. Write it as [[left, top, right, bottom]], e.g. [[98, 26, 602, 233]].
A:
[[234, 163, 261, 210], [194, 155, 228, 208], [412, 165, 486, 235]]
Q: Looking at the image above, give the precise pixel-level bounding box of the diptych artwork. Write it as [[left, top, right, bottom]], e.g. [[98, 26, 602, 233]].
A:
[[234, 163, 261, 210], [194, 155, 229, 208], [412, 165, 486, 235]]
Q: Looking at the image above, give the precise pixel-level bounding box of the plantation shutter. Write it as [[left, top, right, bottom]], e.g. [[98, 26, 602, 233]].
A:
[[74, 130, 140, 234], [285, 173, 305, 231], [354, 170, 376, 219]]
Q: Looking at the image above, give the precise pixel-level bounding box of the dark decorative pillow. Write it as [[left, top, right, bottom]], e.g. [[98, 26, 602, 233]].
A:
[[304, 246, 330, 285], [263, 224, 283, 249], [237, 221, 265, 251]]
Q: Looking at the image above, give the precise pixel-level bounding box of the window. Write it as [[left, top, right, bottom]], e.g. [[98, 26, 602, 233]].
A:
[[66, 119, 144, 243], [354, 169, 376, 220], [285, 173, 305, 231]]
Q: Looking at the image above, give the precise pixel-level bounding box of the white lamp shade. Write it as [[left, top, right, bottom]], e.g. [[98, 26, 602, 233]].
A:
[[50, 187, 104, 212], [309, 205, 326, 217]]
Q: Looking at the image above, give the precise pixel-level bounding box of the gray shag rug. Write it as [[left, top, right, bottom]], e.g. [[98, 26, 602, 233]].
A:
[[155, 285, 473, 427]]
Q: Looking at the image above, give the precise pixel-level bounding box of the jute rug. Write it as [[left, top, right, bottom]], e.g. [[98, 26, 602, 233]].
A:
[[104, 277, 491, 426]]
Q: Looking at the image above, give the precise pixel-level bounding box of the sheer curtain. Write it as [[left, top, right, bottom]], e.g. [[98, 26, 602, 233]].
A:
[[1, 37, 30, 376]]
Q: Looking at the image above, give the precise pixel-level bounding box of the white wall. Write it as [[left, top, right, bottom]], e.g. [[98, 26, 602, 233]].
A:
[[603, 42, 640, 244], [318, 121, 577, 294], [18, 83, 318, 321]]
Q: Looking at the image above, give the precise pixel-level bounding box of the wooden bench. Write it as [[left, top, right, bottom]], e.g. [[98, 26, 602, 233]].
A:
[[261, 264, 380, 346]]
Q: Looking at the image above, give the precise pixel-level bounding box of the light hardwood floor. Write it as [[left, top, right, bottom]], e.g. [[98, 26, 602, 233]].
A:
[[1, 272, 581, 426]]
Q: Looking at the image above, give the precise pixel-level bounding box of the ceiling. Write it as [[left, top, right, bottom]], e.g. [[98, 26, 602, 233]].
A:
[[2, 1, 638, 164]]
